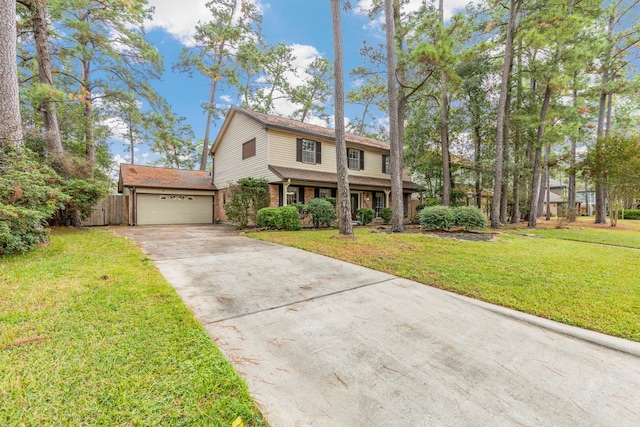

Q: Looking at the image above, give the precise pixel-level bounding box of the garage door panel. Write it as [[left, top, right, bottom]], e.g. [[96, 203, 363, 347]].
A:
[[137, 193, 213, 225]]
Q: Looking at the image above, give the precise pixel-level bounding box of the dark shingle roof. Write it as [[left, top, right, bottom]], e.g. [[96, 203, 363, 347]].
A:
[[268, 165, 420, 191], [214, 107, 391, 153], [118, 164, 215, 191]]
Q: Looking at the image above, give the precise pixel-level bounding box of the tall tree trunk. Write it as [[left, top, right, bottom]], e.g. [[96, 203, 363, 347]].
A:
[[81, 57, 95, 175], [0, 0, 23, 148], [386, 0, 404, 232], [594, 12, 615, 224], [568, 80, 577, 221], [537, 143, 550, 218], [500, 80, 512, 223], [330, 0, 353, 236], [200, 78, 219, 170], [528, 83, 552, 228], [473, 125, 482, 209], [490, 0, 519, 228], [511, 168, 520, 223], [439, 0, 451, 207], [29, 0, 64, 168]]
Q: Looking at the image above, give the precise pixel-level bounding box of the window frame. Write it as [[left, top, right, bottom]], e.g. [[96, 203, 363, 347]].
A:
[[242, 138, 256, 160], [348, 148, 360, 170], [302, 139, 316, 164]]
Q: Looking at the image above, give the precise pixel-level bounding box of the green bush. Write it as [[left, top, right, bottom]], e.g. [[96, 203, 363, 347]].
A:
[[453, 206, 486, 230], [256, 207, 282, 229], [619, 209, 640, 220], [323, 197, 337, 208], [307, 198, 336, 228], [357, 208, 375, 225], [224, 177, 270, 228], [380, 207, 392, 225], [0, 205, 50, 255], [279, 206, 301, 230], [0, 147, 68, 256], [419, 205, 454, 230]]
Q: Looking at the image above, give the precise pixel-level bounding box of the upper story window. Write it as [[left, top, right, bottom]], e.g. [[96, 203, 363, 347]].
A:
[[382, 154, 390, 174], [348, 148, 364, 170], [242, 138, 256, 160], [297, 138, 321, 164]]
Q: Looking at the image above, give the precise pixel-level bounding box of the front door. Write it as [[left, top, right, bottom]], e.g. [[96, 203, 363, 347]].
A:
[[350, 193, 359, 220]]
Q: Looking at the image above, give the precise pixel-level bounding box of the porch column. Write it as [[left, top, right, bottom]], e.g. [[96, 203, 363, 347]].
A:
[[384, 189, 391, 208], [282, 179, 291, 206]]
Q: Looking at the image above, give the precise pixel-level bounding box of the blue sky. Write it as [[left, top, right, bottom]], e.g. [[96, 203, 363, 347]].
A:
[[111, 0, 470, 167]]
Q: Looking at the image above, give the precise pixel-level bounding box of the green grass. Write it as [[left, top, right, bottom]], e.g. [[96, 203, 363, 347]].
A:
[[1, 228, 264, 426], [248, 228, 640, 342], [503, 217, 640, 249]]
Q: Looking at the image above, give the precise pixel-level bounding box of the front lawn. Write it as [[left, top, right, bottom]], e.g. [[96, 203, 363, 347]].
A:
[[248, 227, 640, 342], [0, 228, 264, 426]]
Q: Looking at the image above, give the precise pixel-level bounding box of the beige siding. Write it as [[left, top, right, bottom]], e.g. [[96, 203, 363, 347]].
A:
[[268, 129, 411, 181], [213, 113, 277, 188]]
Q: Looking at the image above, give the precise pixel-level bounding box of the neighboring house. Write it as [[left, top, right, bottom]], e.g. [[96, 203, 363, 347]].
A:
[[210, 107, 420, 221], [118, 164, 216, 225], [541, 178, 568, 217]]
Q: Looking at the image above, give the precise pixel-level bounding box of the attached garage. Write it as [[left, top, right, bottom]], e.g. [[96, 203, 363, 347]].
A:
[[136, 193, 213, 225], [118, 164, 216, 226]]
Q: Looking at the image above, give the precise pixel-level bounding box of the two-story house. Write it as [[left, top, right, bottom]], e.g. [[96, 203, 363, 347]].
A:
[[211, 107, 420, 222]]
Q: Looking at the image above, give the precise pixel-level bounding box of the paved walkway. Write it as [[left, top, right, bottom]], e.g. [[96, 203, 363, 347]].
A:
[[114, 225, 640, 426]]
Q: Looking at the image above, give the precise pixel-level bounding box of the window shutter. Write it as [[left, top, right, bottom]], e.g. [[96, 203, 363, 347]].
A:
[[300, 187, 305, 204], [296, 138, 302, 162], [331, 188, 337, 198], [382, 155, 387, 173], [278, 185, 283, 207], [316, 141, 322, 164], [315, 188, 319, 198], [360, 150, 365, 170]]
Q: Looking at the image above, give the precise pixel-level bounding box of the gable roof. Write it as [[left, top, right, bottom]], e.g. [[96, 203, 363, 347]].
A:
[[211, 106, 391, 154], [118, 164, 216, 192]]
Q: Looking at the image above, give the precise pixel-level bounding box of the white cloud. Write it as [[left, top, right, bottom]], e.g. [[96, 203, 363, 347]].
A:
[[146, 0, 267, 45], [220, 94, 233, 103], [357, 0, 472, 30]]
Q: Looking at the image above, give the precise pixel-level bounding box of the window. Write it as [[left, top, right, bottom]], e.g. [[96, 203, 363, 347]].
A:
[[382, 155, 390, 174], [348, 148, 364, 170], [242, 138, 256, 160], [302, 140, 315, 164], [318, 188, 332, 199], [287, 186, 300, 205], [297, 138, 321, 164]]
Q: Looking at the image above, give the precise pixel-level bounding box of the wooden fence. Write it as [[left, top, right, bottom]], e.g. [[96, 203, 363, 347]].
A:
[[81, 194, 129, 226]]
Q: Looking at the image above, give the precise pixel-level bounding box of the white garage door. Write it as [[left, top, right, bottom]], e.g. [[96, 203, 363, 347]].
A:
[[137, 193, 213, 225]]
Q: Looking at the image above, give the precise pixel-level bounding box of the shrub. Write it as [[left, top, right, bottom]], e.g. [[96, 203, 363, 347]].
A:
[[0, 146, 67, 255], [323, 197, 337, 208], [619, 209, 640, 220], [257, 207, 282, 229], [419, 205, 454, 230], [307, 198, 337, 228], [278, 206, 301, 230], [0, 205, 50, 255], [380, 207, 392, 225], [452, 206, 486, 230], [357, 208, 375, 225], [224, 177, 270, 228]]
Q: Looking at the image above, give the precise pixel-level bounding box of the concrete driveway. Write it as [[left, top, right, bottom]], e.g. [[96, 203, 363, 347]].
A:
[[114, 225, 640, 426]]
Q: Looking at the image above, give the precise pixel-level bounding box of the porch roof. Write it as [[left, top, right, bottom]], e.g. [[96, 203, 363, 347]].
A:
[[268, 165, 421, 192]]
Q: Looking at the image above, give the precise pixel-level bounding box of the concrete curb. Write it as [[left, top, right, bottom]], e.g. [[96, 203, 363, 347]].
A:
[[446, 290, 640, 358]]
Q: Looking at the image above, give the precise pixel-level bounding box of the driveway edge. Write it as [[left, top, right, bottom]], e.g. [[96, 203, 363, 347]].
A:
[[446, 291, 640, 358]]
